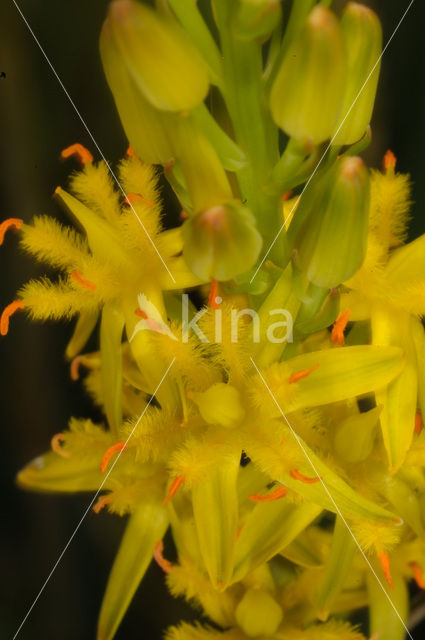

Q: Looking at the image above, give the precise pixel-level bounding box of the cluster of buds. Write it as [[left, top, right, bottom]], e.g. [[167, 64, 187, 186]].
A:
[[2, 2, 425, 640]]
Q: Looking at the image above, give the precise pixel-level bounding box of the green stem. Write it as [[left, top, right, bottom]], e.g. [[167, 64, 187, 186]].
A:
[[213, 0, 285, 266]]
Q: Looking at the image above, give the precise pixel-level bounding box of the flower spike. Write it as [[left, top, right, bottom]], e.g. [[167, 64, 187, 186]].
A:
[[50, 433, 72, 458], [154, 540, 173, 574], [0, 300, 25, 336], [70, 269, 97, 291], [0, 218, 23, 245], [162, 475, 185, 506], [60, 143, 93, 165], [100, 441, 127, 473], [331, 309, 351, 346]]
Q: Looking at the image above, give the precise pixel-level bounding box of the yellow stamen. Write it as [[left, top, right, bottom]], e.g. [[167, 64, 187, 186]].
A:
[[290, 468, 320, 484], [154, 540, 173, 574], [60, 143, 93, 165], [289, 364, 319, 384], [0, 300, 25, 336], [71, 269, 97, 291], [51, 433, 72, 458], [331, 309, 351, 346], [377, 551, 393, 590], [0, 218, 23, 245], [100, 441, 127, 473], [162, 475, 185, 506]]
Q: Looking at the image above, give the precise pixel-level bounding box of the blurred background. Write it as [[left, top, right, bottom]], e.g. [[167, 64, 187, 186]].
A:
[[0, 1, 424, 638]]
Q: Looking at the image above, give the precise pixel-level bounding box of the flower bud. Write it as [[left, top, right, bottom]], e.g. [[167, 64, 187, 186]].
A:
[[270, 6, 345, 144], [293, 157, 370, 288], [182, 202, 262, 281], [235, 588, 283, 637], [100, 18, 175, 163], [332, 3, 382, 146], [234, 0, 282, 41], [191, 383, 245, 428], [105, 0, 209, 112]]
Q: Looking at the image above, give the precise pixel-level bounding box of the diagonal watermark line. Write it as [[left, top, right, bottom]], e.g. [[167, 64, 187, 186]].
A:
[[11, 0, 176, 284], [251, 0, 415, 283], [249, 356, 414, 640], [12, 358, 175, 640]]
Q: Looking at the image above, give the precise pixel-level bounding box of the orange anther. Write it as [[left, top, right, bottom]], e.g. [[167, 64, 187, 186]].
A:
[[154, 540, 173, 574], [248, 486, 287, 502], [60, 143, 93, 165], [93, 495, 112, 514], [164, 158, 175, 174], [162, 475, 185, 506], [0, 218, 23, 245], [100, 441, 127, 473], [377, 551, 393, 590], [135, 308, 148, 319], [290, 468, 320, 484], [124, 192, 154, 207], [415, 413, 423, 435], [331, 309, 351, 346], [289, 364, 319, 384], [71, 269, 97, 291], [208, 279, 221, 310], [126, 145, 137, 157], [51, 433, 72, 458], [236, 525, 243, 539], [410, 562, 425, 589], [179, 210, 189, 222], [383, 150, 397, 172], [281, 190, 293, 202], [70, 356, 82, 381], [0, 300, 25, 336]]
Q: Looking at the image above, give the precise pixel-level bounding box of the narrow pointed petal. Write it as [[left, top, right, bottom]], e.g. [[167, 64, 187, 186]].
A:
[[372, 306, 417, 471], [97, 500, 168, 640], [192, 454, 240, 587], [232, 501, 321, 582], [100, 304, 125, 434], [65, 309, 99, 360], [317, 516, 357, 619], [366, 568, 409, 640]]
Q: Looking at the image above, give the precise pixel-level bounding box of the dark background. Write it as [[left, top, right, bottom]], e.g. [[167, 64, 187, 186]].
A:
[[0, 1, 424, 638]]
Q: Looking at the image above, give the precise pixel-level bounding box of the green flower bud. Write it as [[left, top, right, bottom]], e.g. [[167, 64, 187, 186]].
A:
[[270, 6, 345, 144], [332, 3, 383, 146], [100, 17, 175, 163], [234, 0, 282, 41], [293, 156, 370, 288], [105, 0, 209, 112], [182, 202, 262, 281], [235, 588, 283, 637]]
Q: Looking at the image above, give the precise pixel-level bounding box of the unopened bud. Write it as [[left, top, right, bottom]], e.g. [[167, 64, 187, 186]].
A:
[[293, 157, 370, 287], [234, 0, 282, 41], [182, 202, 262, 281], [105, 0, 209, 112], [332, 3, 382, 145], [270, 6, 345, 144], [191, 383, 245, 428], [236, 588, 283, 637]]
